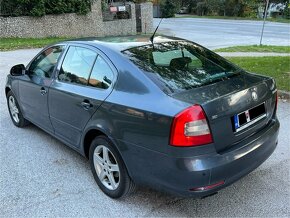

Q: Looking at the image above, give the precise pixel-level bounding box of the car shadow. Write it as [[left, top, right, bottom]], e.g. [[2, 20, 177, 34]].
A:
[[2, 117, 288, 217]]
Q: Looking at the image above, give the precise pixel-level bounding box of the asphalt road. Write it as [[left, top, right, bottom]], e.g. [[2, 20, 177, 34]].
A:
[[154, 18, 290, 49], [0, 49, 290, 217]]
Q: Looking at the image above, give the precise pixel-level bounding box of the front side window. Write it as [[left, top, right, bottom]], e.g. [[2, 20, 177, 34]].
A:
[[88, 56, 113, 89], [58, 46, 97, 86], [29, 46, 64, 78]]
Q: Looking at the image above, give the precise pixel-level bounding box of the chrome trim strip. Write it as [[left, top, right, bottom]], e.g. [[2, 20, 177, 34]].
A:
[[235, 114, 267, 133]]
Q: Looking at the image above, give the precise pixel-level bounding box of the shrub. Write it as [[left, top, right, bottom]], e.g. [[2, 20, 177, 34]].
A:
[[0, 0, 93, 17], [30, 0, 46, 17]]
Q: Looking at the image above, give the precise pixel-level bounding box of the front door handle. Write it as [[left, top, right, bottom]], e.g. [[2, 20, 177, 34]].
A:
[[81, 100, 92, 110], [40, 87, 47, 95]]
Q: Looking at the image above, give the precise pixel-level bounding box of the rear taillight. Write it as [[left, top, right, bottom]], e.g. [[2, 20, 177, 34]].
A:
[[170, 105, 213, 147]]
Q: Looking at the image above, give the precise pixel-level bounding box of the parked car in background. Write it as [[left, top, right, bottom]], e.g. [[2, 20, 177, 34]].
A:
[[178, 6, 189, 14], [5, 35, 279, 199]]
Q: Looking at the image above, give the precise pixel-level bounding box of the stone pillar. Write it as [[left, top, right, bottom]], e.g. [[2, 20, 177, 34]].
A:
[[90, 0, 105, 37], [140, 2, 153, 34]]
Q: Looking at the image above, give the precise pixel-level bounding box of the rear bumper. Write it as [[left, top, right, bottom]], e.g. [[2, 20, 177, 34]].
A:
[[120, 119, 279, 197]]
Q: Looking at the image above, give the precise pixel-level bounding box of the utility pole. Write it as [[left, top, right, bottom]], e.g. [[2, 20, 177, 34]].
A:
[[259, 0, 270, 46]]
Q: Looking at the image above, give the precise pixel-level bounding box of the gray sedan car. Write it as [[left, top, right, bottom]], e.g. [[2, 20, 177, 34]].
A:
[[5, 36, 279, 198]]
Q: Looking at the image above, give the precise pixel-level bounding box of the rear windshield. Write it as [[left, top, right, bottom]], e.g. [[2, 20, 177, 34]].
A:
[[122, 41, 242, 94]]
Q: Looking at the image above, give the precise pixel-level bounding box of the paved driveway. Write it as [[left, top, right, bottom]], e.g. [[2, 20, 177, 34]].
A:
[[0, 49, 289, 217], [154, 18, 290, 49]]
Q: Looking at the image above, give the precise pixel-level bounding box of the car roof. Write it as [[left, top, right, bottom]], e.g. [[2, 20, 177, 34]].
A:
[[64, 35, 184, 52]]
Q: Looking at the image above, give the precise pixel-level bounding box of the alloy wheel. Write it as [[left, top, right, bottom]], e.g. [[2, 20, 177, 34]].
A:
[[8, 95, 20, 123], [93, 145, 120, 190]]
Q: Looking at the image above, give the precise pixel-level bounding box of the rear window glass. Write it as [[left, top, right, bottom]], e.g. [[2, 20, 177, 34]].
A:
[[122, 41, 242, 93]]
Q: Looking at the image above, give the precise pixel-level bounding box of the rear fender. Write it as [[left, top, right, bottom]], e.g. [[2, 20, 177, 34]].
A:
[[81, 116, 135, 178]]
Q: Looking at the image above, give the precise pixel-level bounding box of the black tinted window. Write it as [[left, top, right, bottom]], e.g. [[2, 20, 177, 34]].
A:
[[122, 41, 241, 93], [89, 56, 113, 89], [29, 46, 64, 78], [58, 46, 97, 85]]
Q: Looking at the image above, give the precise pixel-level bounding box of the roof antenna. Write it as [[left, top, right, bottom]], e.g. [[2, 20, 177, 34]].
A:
[[150, 18, 163, 46]]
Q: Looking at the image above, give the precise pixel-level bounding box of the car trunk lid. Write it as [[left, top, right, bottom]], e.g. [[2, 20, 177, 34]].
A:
[[171, 73, 277, 153]]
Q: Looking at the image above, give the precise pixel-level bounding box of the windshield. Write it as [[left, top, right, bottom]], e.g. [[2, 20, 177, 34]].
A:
[[122, 41, 243, 93]]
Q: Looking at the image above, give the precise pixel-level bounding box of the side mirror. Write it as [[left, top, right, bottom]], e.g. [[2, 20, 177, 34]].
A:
[[10, 64, 26, 76]]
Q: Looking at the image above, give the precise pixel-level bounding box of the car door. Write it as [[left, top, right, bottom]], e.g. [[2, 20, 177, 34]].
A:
[[48, 45, 115, 147], [18, 45, 65, 133]]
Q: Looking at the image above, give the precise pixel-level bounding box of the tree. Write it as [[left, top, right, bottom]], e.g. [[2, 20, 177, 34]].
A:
[[160, 0, 176, 18], [162, 0, 279, 17], [196, 1, 208, 16], [284, 0, 290, 18], [207, 0, 226, 16]]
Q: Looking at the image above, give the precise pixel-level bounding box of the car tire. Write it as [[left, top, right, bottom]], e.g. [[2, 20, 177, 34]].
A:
[[89, 135, 136, 198], [7, 91, 30, 127]]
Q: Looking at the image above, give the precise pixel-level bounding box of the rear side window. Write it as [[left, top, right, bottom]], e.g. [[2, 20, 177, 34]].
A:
[[122, 41, 242, 93], [58, 46, 97, 85], [89, 56, 113, 89]]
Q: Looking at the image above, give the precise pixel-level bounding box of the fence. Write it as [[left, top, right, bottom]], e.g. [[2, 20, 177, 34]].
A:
[[0, 1, 153, 38]]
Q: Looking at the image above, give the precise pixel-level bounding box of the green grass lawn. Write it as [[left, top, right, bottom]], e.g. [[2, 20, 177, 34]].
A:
[[0, 37, 71, 51], [227, 56, 290, 91], [215, 45, 290, 53]]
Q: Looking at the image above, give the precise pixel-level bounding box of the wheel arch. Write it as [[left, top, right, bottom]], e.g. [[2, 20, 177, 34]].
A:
[[5, 86, 11, 96], [82, 126, 135, 179], [82, 126, 122, 159], [83, 128, 107, 159]]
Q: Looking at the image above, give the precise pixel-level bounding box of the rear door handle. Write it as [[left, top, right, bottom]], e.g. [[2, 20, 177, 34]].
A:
[[81, 100, 92, 110], [40, 87, 47, 95]]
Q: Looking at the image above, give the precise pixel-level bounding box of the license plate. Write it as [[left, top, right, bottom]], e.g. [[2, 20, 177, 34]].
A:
[[232, 103, 266, 132]]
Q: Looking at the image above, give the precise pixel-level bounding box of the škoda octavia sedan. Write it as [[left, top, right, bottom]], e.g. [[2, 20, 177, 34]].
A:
[[5, 35, 279, 198]]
